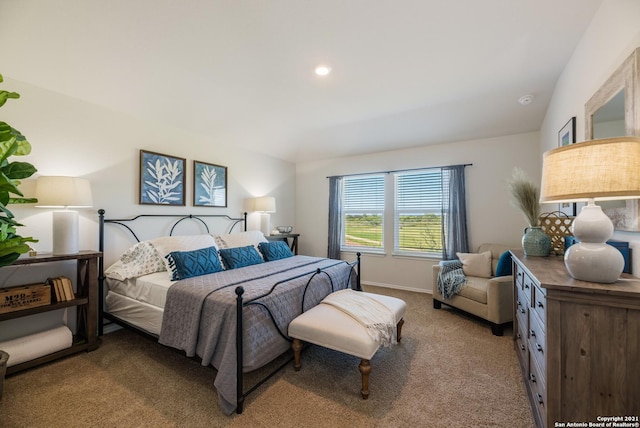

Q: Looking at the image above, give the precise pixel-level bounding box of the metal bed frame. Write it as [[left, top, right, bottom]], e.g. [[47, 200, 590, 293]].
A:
[[97, 209, 361, 414]]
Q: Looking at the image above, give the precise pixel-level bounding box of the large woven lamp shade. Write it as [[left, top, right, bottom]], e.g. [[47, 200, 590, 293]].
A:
[[541, 137, 640, 203], [540, 137, 640, 283]]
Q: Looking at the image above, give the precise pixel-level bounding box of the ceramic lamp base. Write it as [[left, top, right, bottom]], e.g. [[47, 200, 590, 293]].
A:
[[565, 202, 623, 283], [52, 210, 79, 255]]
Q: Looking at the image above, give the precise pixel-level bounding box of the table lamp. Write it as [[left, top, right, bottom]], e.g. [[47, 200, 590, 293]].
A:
[[540, 137, 640, 283], [252, 196, 276, 236], [35, 176, 93, 255]]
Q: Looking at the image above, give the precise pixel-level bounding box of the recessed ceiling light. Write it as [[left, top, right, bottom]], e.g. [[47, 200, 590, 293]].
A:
[[315, 65, 332, 76], [518, 94, 534, 105]]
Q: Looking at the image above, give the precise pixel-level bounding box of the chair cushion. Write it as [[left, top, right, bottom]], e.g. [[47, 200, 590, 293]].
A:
[[457, 277, 488, 304], [456, 251, 492, 278]]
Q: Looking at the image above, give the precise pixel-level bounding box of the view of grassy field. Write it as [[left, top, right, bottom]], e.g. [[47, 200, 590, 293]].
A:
[[344, 214, 442, 252]]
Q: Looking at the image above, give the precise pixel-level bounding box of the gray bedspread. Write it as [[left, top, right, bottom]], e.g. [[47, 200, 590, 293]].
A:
[[158, 255, 356, 414]]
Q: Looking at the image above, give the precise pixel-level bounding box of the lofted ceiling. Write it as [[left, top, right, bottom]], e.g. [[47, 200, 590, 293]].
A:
[[0, 0, 603, 162]]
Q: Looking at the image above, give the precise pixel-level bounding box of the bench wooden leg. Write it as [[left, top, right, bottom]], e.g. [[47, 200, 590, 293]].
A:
[[292, 338, 302, 371], [359, 359, 371, 399], [397, 318, 405, 342]]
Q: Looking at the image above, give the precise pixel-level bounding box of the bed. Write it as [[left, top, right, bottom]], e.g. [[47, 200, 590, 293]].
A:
[[97, 210, 360, 414]]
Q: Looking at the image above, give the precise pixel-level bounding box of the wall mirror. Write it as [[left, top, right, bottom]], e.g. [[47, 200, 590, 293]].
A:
[[585, 47, 640, 231]]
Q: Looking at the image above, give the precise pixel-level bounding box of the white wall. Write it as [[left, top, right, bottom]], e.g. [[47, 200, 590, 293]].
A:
[[539, 0, 640, 273], [2, 79, 296, 267], [296, 131, 540, 293]]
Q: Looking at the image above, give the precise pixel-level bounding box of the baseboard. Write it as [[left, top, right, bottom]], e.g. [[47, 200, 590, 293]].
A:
[[362, 280, 431, 294]]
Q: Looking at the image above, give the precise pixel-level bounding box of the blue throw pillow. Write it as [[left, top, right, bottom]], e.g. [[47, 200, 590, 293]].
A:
[[219, 245, 264, 269], [258, 241, 294, 262], [165, 246, 223, 281], [495, 251, 513, 277]]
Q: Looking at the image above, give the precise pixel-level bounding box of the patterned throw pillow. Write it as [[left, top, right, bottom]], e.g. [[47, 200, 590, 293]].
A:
[[258, 241, 294, 262], [165, 246, 224, 280], [218, 245, 264, 270], [105, 241, 165, 280]]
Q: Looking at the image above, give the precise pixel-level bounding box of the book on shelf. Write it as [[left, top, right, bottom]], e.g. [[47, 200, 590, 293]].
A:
[[47, 276, 75, 302]]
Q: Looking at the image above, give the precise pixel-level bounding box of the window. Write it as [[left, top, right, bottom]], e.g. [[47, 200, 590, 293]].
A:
[[341, 174, 385, 251], [335, 165, 465, 258], [394, 170, 443, 255]]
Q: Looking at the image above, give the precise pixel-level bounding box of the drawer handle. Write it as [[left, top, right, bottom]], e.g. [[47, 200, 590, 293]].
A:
[[537, 394, 543, 404], [530, 329, 536, 337], [537, 301, 544, 309], [529, 373, 536, 383], [517, 301, 522, 307], [525, 284, 529, 289], [516, 333, 521, 339], [520, 344, 525, 351], [536, 343, 543, 353], [520, 308, 526, 314]]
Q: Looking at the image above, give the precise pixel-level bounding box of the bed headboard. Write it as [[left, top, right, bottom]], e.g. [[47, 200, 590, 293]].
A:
[[97, 209, 248, 334]]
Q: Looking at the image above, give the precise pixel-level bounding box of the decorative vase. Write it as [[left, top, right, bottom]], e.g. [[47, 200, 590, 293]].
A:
[[522, 226, 551, 257], [0, 350, 8, 400]]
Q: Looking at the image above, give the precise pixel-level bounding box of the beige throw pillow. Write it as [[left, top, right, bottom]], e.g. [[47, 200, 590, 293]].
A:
[[456, 251, 492, 278]]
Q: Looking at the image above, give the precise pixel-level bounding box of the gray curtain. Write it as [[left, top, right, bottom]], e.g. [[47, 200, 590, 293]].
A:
[[441, 165, 469, 259], [327, 176, 343, 259]]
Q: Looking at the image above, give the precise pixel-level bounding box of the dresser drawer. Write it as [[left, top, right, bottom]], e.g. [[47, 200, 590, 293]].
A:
[[532, 284, 546, 326], [523, 272, 535, 300], [514, 264, 524, 289], [515, 282, 529, 322], [515, 318, 528, 363], [529, 348, 548, 426], [528, 310, 546, 378]]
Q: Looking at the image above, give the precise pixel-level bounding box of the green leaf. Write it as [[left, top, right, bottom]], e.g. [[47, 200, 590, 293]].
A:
[[2, 161, 37, 179], [0, 252, 21, 267], [9, 197, 37, 204]]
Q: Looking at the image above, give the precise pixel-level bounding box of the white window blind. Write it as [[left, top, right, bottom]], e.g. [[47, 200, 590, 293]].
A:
[[394, 169, 443, 254], [341, 174, 385, 250]]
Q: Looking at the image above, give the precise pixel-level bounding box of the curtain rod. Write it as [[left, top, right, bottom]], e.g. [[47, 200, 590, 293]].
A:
[[326, 163, 473, 179]]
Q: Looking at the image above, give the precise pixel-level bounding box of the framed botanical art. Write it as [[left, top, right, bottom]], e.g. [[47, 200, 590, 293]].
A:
[[193, 160, 227, 207], [558, 116, 576, 147], [139, 150, 186, 205]]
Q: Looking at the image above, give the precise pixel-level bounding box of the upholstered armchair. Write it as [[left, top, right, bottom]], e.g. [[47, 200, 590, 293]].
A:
[[432, 243, 514, 336]]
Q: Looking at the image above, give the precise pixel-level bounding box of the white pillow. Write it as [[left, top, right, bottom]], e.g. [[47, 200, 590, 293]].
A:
[[456, 251, 492, 278], [150, 234, 219, 273], [214, 230, 267, 250]]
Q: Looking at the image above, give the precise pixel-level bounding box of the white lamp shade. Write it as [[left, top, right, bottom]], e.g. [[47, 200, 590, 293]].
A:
[[252, 196, 276, 213], [35, 176, 93, 208]]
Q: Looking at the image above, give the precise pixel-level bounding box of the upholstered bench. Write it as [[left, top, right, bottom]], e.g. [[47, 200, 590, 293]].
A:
[[288, 292, 406, 399]]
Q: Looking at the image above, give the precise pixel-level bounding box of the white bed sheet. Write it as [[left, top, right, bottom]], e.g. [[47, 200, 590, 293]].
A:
[[105, 271, 175, 309], [105, 291, 163, 336]]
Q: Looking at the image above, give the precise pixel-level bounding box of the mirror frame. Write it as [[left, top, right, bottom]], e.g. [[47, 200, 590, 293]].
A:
[[585, 47, 640, 139]]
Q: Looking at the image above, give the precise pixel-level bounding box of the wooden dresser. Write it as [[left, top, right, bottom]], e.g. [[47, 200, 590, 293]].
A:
[[510, 250, 640, 427]]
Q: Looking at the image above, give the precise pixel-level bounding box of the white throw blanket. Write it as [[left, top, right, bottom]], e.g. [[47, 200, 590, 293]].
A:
[[321, 289, 397, 347]]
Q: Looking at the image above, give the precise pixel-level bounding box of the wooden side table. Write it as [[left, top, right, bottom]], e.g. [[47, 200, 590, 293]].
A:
[[266, 233, 300, 255]]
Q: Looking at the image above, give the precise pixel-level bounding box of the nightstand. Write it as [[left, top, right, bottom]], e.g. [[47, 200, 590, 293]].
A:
[[266, 233, 299, 255]]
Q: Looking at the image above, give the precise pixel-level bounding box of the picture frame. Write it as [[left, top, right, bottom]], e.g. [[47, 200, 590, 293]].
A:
[[139, 150, 186, 205], [193, 160, 227, 207], [558, 117, 577, 216], [558, 116, 576, 147]]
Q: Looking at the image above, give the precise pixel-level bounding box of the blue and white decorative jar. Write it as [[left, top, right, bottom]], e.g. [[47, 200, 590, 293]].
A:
[[522, 226, 551, 257]]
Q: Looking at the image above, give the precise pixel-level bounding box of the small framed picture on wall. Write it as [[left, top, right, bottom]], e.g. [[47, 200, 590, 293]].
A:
[[193, 160, 227, 207], [139, 150, 186, 205], [558, 116, 576, 147]]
